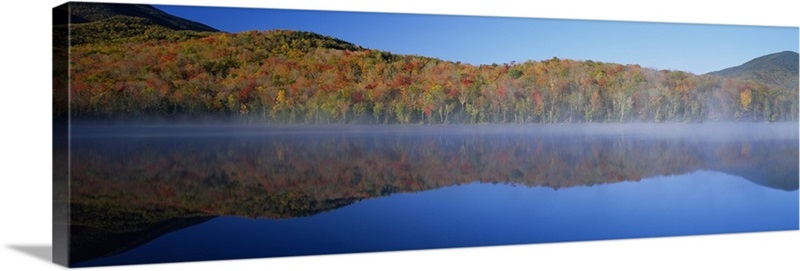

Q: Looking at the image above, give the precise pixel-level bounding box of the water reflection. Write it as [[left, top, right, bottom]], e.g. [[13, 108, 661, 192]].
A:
[[68, 123, 799, 265], [75, 170, 799, 267]]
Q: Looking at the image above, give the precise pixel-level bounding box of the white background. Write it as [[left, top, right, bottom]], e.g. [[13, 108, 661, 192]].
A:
[[0, 0, 798, 270]]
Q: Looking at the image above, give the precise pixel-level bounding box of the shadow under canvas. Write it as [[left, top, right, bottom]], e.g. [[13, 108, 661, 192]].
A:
[[7, 245, 52, 263]]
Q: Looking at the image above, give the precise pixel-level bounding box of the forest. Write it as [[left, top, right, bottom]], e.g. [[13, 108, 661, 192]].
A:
[[65, 29, 799, 124]]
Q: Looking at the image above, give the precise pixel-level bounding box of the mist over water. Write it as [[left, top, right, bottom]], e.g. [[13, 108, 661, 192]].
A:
[[72, 122, 798, 140]]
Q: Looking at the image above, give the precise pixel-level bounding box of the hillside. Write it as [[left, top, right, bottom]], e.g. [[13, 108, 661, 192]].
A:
[[53, 2, 219, 45], [67, 29, 798, 123], [57, 3, 799, 123], [55, 2, 218, 32], [707, 51, 799, 89]]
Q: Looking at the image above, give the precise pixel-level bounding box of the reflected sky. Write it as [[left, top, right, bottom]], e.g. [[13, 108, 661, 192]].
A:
[[76, 170, 798, 267]]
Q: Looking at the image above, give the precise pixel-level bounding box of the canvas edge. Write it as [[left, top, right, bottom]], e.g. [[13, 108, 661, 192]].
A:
[[52, 1, 71, 267]]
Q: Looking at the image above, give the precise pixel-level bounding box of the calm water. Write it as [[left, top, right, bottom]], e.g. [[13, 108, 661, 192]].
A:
[[68, 123, 799, 267]]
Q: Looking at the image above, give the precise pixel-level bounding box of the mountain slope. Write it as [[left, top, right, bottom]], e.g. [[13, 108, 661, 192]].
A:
[[67, 30, 799, 123], [58, 3, 799, 123], [53, 2, 219, 45], [56, 2, 219, 32], [707, 51, 799, 89]]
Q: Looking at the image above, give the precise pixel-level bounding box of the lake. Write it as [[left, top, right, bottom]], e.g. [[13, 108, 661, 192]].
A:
[[67, 123, 799, 267]]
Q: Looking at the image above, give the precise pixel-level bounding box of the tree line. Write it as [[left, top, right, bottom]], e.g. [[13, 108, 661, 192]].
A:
[[68, 30, 799, 123]]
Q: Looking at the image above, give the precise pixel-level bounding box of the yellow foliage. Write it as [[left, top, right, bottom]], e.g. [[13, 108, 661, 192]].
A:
[[740, 89, 752, 111], [275, 89, 286, 105]]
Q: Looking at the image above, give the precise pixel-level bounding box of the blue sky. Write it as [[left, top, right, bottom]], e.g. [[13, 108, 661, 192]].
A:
[[155, 4, 798, 75]]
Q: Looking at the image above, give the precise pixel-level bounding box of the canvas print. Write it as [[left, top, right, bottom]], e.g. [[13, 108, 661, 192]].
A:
[[52, 1, 799, 267]]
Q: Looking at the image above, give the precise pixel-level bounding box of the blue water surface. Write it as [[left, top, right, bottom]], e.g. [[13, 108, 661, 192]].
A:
[[78, 170, 798, 266]]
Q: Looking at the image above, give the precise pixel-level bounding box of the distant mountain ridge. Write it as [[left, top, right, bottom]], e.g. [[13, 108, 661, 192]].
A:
[[56, 2, 219, 32], [707, 51, 799, 89], [53, 2, 220, 45]]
